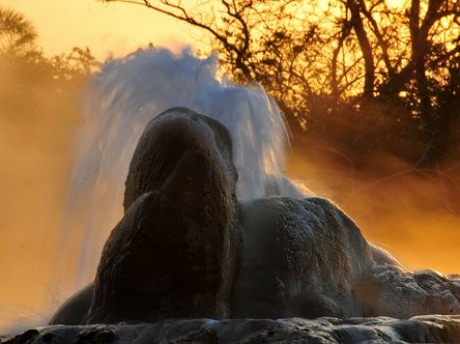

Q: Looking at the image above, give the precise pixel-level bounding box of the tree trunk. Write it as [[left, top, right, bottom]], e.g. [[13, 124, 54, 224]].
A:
[[409, 0, 432, 128], [347, 0, 375, 100]]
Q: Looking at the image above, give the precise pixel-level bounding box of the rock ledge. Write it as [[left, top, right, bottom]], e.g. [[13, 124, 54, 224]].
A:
[[3, 315, 460, 343]]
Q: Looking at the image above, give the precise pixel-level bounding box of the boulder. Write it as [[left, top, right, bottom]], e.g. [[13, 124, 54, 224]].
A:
[[87, 108, 241, 323]]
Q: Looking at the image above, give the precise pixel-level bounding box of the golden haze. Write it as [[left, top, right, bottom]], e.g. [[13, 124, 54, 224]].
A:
[[1, 61, 459, 327], [0, 0, 202, 58], [0, 0, 459, 329], [288, 136, 460, 274]]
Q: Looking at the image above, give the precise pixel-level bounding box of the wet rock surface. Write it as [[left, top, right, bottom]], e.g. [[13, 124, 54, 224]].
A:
[[354, 266, 460, 318], [47, 108, 460, 330], [4, 316, 460, 344], [88, 108, 240, 324]]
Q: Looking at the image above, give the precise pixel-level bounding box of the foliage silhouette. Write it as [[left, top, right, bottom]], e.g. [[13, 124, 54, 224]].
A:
[[100, 0, 460, 167], [0, 7, 37, 53], [0, 6, 99, 124]]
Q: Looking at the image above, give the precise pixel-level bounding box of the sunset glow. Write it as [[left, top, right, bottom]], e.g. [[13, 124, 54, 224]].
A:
[[1, 0, 460, 333], [385, 0, 406, 9], [1, 0, 203, 58]]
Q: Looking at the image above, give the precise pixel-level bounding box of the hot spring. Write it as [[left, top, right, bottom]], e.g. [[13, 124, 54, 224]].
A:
[[1, 47, 460, 338], [57, 48, 308, 295]]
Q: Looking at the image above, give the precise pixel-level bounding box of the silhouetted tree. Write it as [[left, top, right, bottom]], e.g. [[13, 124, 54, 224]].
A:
[[0, 8, 99, 122], [101, 0, 459, 165], [0, 7, 37, 53]]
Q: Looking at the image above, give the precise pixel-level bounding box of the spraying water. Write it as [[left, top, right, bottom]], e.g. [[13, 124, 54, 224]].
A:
[[58, 47, 308, 298], [3, 47, 459, 340]]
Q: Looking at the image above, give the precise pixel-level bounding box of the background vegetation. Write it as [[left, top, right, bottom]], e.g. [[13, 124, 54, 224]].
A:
[[0, 7, 97, 122], [103, 0, 460, 169]]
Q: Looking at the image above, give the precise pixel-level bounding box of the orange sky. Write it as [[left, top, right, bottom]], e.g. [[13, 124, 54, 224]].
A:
[[1, 0, 459, 326], [1, 0, 204, 58], [1, 0, 404, 59]]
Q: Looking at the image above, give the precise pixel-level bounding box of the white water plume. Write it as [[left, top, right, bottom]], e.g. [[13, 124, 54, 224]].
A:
[[58, 47, 307, 296]]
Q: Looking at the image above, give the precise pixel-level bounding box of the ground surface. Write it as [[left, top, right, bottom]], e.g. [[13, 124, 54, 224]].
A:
[[3, 315, 460, 343]]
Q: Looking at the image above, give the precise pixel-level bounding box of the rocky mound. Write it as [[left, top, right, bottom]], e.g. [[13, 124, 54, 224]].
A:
[[4, 315, 460, 344]]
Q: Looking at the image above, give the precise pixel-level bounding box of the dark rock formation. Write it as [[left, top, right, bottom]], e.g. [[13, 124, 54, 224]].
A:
[[232, 197, 372, 318], [48, 284, 93, 326], [48, 107, 460, 328], [87, 108, 241, 323], [41, 107, 460, 343], [355, 266, 460, 318], [4, 316, 460, 343]]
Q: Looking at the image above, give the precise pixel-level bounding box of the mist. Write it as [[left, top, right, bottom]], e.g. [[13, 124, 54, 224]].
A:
[[0, 52, 86, 328], [289, 135, 460, 274]]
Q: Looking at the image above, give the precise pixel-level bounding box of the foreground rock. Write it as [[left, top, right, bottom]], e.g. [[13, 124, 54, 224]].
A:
[[4, 315, 460, 343], [355, 267, 460, 318], [50, 108, 460, 325], [88, 109, 240, 323], [51, 108, 377, 324]]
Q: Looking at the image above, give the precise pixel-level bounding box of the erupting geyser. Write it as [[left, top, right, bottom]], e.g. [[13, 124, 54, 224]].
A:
[[57, 48, 305, 294], [4, 48, 460, 343]]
